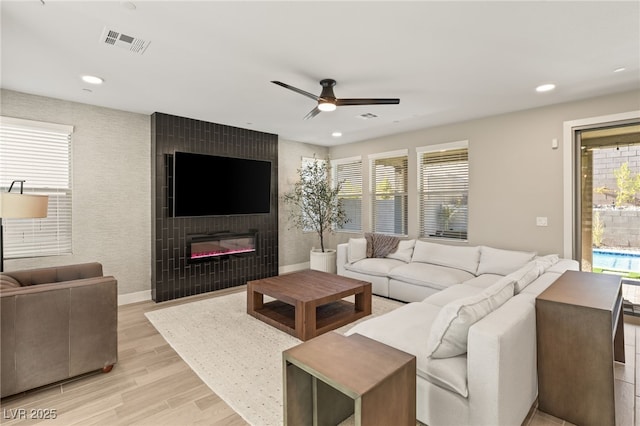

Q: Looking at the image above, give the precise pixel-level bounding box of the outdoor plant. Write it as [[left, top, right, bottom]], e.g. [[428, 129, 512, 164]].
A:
[[596, 162, 640, 207], [283, 156, 348, 253], [613, 162, 640, 207], [440, 198, 463, 231], [592, 210, 604, 248]]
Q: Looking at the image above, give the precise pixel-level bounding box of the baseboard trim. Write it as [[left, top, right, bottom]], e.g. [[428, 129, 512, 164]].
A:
[[279, 262, 309, 274], [120, 265, 309, 304], [118, 290, 152, 306]]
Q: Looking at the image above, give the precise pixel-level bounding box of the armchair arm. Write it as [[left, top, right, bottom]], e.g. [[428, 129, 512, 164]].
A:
[[467, 296, 537, 426]]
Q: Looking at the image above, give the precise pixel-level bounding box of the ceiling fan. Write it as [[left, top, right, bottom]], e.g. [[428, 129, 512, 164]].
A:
[[271, 79, 400, 120]]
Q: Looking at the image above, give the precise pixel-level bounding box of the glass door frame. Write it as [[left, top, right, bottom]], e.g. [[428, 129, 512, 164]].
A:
[[562, 111, 640, 262]]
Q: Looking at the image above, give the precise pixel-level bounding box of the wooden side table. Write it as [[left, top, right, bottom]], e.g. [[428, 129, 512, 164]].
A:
[[283, 332, 416, 426], [536, 270, 624, 426]]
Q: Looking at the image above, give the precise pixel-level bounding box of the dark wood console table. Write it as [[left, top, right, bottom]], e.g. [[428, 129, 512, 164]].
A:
[[536, 270, 624, 426], [283, 332, 416, 425]]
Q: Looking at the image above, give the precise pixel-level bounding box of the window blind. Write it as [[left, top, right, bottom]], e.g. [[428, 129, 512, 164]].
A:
[[333, 157, 362, 232], [0, 117, 73, 258], [371, 152, 408, 236], [418, 144, 469, 240]]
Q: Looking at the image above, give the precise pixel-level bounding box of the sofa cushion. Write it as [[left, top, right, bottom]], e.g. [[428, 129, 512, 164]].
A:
[[422, 284, 483, 307], [426, 276, 515, 358], [389, 262, 475, 291], [345, 302, 439, 381], [411, 240, 480, 274], [509, 254, 561, 294], [536, 254, 560, 272], [462, 274, 503, 290], [346, 302, 439, 348], [347, 238, 367, 264], [477, 246, 536, 276], [547, 258, 577, 274], [507, 261, 541, 294], [344, 258, 406, 277], [386, 239, 415, 263], [0, 275, 21, 290], [423, 355, 469, 397], [519, 271, 563, 297]]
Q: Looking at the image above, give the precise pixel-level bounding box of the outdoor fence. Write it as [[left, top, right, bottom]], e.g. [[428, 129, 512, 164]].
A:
[[594, 207, 640, 249]]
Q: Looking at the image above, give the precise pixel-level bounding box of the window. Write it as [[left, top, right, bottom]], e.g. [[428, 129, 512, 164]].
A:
[[418, 141, 469, 241], [0, 116, 73, 258], [332, 157, 362, 232], [370, 150, 408, 236]]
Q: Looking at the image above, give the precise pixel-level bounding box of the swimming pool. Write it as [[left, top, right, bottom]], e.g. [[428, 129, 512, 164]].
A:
[[592, 249, 640, 275]]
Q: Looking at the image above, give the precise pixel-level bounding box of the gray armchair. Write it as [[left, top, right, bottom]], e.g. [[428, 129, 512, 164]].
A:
[[0, 262, 117, 398]]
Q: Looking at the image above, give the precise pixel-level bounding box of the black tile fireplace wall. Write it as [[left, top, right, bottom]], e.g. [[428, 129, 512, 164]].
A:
[[151, 112, 278, 302]]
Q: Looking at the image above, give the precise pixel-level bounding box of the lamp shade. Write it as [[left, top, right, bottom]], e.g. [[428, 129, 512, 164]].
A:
[[0, 193, 48, 218]]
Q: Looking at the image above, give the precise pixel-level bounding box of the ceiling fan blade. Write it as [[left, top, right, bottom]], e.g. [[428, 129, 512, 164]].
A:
[[271, 81, 320, 101], [336, 98, 400, 106], [303, 106, 321, 120]]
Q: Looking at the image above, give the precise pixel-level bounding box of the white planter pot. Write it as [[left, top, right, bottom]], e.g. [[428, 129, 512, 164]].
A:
[[309, 248, 337, 274]]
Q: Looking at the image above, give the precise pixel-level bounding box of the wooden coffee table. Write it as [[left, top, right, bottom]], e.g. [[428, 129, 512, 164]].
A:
[[283, 332, 416, 425], [246, 270, 372, 341]]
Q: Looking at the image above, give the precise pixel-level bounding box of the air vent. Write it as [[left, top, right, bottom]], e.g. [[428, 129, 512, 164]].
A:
[[101, 27, 150, 54], [358, 113, 378, 120]]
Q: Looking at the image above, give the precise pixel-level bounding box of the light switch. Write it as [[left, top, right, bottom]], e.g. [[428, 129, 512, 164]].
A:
[[536, 217, 548, 227]]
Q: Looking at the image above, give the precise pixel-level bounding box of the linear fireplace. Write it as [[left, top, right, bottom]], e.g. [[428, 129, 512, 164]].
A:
[[187, 230, 257, 263]]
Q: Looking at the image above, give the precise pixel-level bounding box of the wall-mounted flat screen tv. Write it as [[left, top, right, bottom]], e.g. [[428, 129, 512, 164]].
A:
[[173, 151, 271, 217]]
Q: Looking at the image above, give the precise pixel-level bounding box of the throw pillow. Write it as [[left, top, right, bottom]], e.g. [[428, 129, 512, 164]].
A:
[[476, 246, 537, 276], [535, 254, 559, 272], [411, 240, 481, 274], [507, 261, 541, 294], [426, 276, 515, 359], [347, 238, 367, 264], [386, 239, 416, 263]]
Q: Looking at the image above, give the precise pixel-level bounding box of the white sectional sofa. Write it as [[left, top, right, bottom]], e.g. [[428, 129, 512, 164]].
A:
[[338, 239, 579, 426]]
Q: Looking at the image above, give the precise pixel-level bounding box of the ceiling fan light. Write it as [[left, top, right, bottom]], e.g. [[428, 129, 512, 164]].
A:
[[318, 102, 336, 112]]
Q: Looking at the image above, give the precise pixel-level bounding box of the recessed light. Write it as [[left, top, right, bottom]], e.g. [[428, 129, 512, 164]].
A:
[[614, 67, 626, 73], [81, 75, 104, 85], [332, 132, 342, 137], [536, 83, 556, 93]]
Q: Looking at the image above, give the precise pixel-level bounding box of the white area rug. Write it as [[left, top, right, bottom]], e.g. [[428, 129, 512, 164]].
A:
[[145, 291, 402, 426]]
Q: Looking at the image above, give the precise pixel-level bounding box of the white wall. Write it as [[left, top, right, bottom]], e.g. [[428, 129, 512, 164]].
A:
[[277, 138, 328, 271], [3, 88, 638, 294], [329, 90, 640, 256], [1, 89, 151, 300]]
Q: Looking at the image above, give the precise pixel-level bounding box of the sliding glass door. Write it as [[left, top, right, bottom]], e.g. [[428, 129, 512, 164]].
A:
[[576, 123, 640, 307]]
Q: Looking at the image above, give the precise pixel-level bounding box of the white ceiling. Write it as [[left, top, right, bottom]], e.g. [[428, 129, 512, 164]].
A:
[[1, 1, 639, 146]]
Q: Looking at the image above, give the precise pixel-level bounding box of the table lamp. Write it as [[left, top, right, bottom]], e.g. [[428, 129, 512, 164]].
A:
[[0, 180, 48, 272]]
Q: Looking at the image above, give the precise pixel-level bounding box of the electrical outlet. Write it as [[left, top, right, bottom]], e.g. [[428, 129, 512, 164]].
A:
[[536, 217, 548, 227]]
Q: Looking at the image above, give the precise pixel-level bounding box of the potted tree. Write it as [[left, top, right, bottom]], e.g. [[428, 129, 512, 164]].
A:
[[283, 156, 348, 273]]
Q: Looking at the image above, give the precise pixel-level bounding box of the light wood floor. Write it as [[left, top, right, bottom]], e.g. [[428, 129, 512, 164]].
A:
[[1, 287, 638, 426]]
